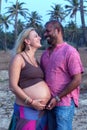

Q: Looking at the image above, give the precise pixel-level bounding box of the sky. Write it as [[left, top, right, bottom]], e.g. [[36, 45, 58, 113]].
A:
[[1, 0, 84, 27], [1, 0, 70, 25]]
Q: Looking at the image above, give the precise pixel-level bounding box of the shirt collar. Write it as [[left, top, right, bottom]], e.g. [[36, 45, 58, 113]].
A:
[[56, 42, 67, 49]]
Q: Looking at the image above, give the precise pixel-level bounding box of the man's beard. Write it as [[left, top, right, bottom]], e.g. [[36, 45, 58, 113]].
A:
[[47, 36, 57, 47]]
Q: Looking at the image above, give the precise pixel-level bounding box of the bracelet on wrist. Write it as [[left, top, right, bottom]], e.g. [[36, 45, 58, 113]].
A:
[[29, 99, 33, 104], [54, 96, 61, 102], [24, 97, 29, 104], [24, 97, 33, 105]]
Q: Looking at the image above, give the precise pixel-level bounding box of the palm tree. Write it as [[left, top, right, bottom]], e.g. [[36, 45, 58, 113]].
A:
[[79, 0, 87, 45], [47, 4, 65, 22], [0, 0, 8, 13], [65, 0, 87, 45], [6, 0, 29, 43], [65, 0, 79, 24], [0, 14, 10, 51], [17, 19, 25, 34], [65, 21, 79, 48], [26, 11, 43, 29]]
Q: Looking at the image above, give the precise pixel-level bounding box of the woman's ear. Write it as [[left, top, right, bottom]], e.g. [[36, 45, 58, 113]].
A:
[[24, 39, 30, 45]]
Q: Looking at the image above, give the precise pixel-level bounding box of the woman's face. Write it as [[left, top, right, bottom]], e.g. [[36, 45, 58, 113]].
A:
[[29, 30, 41, 49]]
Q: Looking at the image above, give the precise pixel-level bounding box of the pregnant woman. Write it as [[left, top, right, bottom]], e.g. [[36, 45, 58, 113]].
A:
[[8, 27, 51, 130]]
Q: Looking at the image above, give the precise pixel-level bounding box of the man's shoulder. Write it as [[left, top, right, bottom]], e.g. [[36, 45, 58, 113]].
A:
[[41, 49, 48, 58], [64, 42, 77, 52], [42, 49, 48, 54]]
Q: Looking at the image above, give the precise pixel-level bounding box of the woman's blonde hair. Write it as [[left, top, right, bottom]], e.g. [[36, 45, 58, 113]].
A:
[[14, 27, 35, 54]]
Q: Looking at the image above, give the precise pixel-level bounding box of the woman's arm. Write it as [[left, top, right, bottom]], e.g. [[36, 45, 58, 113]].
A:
[[9, 54, 33, 103], [9, 54, 45, 110]]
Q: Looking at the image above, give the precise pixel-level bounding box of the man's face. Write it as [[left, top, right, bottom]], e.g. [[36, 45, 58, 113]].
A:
[[44, 23, 57, 46]]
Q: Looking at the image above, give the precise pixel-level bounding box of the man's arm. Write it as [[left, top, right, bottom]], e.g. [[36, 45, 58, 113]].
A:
[[58, 73, 82, 99], [46, 73, 82, 110]]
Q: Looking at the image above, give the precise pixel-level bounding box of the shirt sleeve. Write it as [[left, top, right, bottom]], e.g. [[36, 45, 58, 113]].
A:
[[67, 49, 84, 76]]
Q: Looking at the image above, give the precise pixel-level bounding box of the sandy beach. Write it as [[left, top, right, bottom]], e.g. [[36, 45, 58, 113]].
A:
[[0, 48, 87, 130]]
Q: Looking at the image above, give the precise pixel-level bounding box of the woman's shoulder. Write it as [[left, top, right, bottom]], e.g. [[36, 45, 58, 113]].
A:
[[10, 53, 24, 66]]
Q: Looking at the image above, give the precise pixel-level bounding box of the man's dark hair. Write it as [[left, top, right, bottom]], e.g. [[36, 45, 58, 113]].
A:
[[45, 20, 64, 37]]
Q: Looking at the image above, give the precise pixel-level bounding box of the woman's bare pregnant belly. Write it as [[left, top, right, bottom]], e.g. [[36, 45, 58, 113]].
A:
[[16, 81, 51, 105]]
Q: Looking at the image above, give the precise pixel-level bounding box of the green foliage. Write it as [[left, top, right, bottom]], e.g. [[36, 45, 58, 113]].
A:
[[0, 0, 87, 50], [47, 3, 65, 22]]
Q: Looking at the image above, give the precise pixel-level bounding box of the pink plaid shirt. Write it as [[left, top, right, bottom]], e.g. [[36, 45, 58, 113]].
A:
[[41, 42, 84, 107]]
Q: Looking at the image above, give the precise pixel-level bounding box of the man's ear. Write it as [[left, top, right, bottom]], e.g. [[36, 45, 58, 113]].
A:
[[55, 28, 61, 35], [55, 29, 59, 34]]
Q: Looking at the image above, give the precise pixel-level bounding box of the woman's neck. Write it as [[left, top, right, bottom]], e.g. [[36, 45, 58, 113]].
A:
[[25, 48, 36, 58]]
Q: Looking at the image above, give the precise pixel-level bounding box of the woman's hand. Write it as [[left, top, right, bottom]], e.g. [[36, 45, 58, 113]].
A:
[[30, 99, 46, 110]]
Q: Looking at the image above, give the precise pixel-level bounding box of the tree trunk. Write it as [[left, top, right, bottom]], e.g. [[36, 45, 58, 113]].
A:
[[80, 0, 87, 46], [4, 34, 7, 51], [14, 11, 18, 44], [0, 0, 1, 13]]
